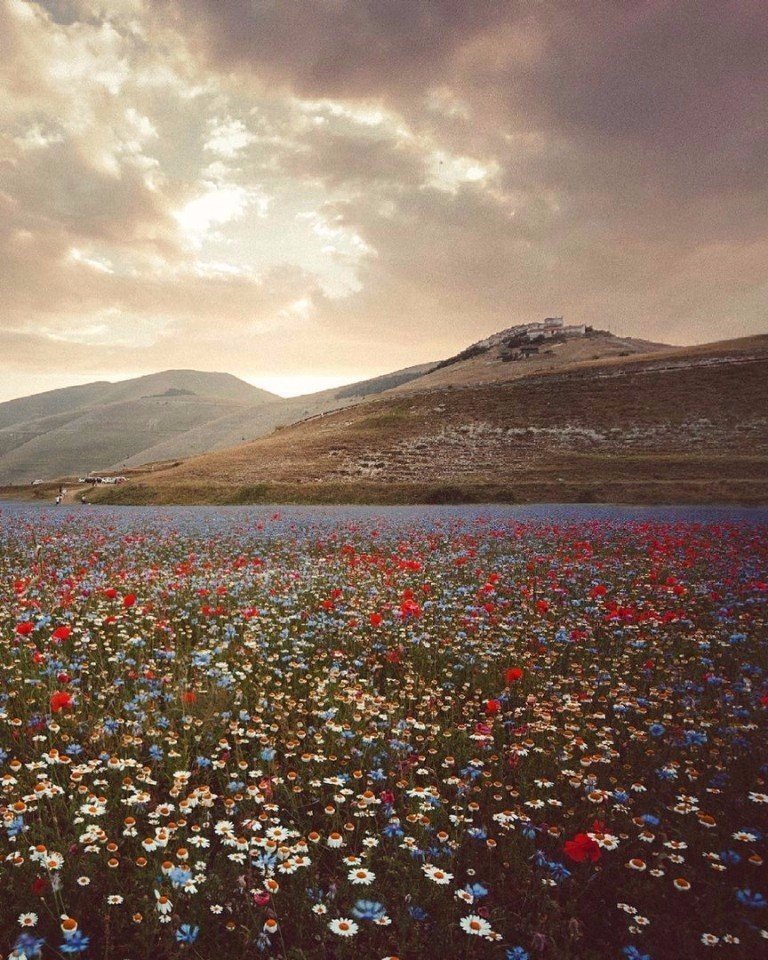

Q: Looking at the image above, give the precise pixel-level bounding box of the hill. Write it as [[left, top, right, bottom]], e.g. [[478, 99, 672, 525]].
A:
[[2, 325, 658, 486], [108, 363, 437, 470], [91, 333, 768, 505], [0, 370, 279, 484], [101, 330, 663, 471]]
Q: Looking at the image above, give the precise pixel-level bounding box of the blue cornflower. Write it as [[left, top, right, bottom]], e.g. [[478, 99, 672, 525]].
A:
[[648, 723, 665, 737], [169, 866, 192, 888], [60, 932, 90, 954], [252, 852, 277, 873], [506, 949, 530, 960], [464, 882, 489, 899], [622, 947, 651, 960], [736, 888, 766, 908], [14, 934, 45, 957], [175, 924, 200, 944], [548, 861, 572, 882], [683, 730, 707, 746], [7, 816, 25, 837], [352, 899, 387, 921]]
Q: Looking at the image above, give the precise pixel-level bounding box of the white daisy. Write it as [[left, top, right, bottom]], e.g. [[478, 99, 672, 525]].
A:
[[460, 915, 493, 937], [328, 918, 359, 937], [422, 864, 453, 885]]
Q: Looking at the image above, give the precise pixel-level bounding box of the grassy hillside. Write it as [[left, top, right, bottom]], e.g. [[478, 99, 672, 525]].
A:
[[0, 371, 279, 484], [91, 335, 768, 505], [0, 330, 678, 486]]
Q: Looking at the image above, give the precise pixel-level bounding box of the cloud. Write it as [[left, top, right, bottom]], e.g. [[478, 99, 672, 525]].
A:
[[0, 0, 765, 402], [157, 0, 509, 105]]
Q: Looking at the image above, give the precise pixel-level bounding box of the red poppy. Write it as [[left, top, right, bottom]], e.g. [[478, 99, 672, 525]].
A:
[[51, 625, 71, 642], [181, 691, 197, 704], [400, 598, 422, 619], [15, 622, 34, 636], [369, 612, 383, 627], [535, 599, 549, 614], [564, 833, 601, 863], [485, 699, 501, 715], [50, 691, 74, 713], [122, 594, 137, 608], [506, 667, 523, 684], [103, 587, 117, 599]]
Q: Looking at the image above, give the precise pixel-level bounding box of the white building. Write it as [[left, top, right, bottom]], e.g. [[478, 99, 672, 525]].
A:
[[521, 317, 585, 340]]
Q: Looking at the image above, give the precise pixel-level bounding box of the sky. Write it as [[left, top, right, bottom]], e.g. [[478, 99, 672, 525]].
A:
[[0, 0, 765, 402]]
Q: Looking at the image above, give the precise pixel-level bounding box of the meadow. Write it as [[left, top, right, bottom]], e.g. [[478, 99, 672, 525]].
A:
[[0, 504, 766, 960]]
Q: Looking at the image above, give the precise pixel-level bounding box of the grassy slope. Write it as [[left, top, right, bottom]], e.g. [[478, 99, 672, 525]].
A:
[[84, 336, 768, 506], [0, 371, 280, 485]]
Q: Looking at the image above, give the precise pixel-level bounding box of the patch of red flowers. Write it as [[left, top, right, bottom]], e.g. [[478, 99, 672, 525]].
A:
[[564, 833, 601, 863], [50, 691, 74, 713]]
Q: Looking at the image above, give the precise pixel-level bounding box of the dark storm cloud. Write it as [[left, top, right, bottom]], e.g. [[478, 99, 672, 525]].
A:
[[159, 0, 509, 103], [485, 1, 768, 242]]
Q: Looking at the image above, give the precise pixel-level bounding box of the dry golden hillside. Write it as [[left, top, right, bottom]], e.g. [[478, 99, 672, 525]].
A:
[[93, 334, 768, 505]]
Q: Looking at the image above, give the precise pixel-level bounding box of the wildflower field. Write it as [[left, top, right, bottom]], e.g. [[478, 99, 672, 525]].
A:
[[0, 504, 766, 960]]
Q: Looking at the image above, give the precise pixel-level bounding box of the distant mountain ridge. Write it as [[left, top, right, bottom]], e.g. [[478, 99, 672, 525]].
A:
[[0, 370, 279, 484], [0, 325, 673, 486], [91, 332, 768, 506]]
